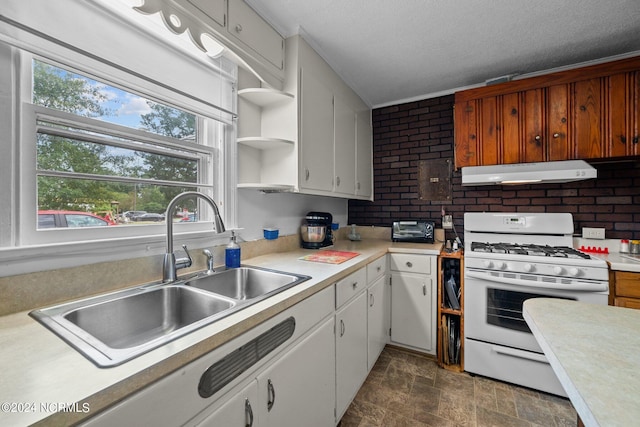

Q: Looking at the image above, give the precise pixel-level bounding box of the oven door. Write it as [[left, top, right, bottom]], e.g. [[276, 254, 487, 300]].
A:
[[465, 267, 607, 353]]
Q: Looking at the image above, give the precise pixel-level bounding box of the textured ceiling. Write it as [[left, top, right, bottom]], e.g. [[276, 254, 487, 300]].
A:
[[246, 0, 640, 107]]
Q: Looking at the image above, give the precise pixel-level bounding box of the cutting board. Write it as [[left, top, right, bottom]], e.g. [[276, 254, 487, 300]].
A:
[[299, 250, 360, 264]]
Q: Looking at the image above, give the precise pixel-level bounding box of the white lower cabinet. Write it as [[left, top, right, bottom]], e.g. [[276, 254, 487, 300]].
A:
[[335, 291, 368, 420], [194, 317, 335, 427], [367, 274, 388, 371], [389, 254, 437, 354], [192, 380, 259, 427]]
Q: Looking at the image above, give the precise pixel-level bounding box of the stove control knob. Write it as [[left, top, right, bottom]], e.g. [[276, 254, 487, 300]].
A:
[[483, 260, 494, 268], [553, 266, 565, 275], [568, 267, 580, 277], [496, 261, 506, 270], [523, 263, 534, 272]]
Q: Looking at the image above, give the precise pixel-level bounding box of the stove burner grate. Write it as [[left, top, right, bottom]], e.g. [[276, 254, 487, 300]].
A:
[[470, 242, 591, 259]]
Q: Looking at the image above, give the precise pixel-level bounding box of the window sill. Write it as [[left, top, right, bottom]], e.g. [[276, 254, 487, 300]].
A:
[[0, 230, 232, 278]]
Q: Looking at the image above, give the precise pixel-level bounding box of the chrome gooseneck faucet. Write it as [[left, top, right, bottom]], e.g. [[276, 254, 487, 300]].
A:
[[163, 191, 226, 282]]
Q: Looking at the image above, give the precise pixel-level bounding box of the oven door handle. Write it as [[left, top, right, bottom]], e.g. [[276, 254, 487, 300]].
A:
[[491, 345, 549, 364], [465, 270, 607, 292]]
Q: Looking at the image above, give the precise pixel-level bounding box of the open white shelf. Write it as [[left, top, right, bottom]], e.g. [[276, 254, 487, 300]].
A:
[[238, 88, 293, 107], [237, 183, 296, 192], [237, 137, 294, 150]]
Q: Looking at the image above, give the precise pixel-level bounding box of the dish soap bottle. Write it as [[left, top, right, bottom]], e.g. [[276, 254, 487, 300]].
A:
[[225, 230, 241, 268]]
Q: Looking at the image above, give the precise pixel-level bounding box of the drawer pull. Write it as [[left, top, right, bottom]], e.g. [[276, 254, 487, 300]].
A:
[[406, 261, 413, 268], [352, 281, 358, 290], [340, 319, 345, 337], [423, 284, 427, 296]]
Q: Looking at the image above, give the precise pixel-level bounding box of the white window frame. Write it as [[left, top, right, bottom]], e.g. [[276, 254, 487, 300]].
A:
[[0, 2, 238, 276]]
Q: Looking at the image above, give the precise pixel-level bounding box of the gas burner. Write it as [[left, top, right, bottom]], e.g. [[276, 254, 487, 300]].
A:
[[471, 242, 592, 259]]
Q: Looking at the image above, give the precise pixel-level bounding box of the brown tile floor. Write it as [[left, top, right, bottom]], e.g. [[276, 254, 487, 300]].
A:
[[339, 346, 577, 427]]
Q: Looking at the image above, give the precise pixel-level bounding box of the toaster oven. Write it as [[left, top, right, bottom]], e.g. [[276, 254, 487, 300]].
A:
[[391, 220, 435, 243]]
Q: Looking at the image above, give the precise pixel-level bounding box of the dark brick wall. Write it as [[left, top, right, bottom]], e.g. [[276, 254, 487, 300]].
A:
[[348, 94, 640, 240]]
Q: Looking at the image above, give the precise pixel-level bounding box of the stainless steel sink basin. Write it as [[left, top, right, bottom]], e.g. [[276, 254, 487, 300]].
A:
[[185, 266, 309, 300], [63, 286, 235, 349], [30, 266, 310, 367]]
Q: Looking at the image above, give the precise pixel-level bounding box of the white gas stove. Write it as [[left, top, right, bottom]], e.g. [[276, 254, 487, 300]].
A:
[[463, 212, 609, 397]]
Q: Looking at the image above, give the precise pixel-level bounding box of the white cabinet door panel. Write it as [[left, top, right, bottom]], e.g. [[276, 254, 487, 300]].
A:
[[335, 291, 368, 420], [390, 272, 434, 353], [258, 317, 335, 427]]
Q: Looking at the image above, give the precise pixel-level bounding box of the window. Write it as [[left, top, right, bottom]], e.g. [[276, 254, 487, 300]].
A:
[[31, 59, 216, 230], [0, 0, 237, 273]]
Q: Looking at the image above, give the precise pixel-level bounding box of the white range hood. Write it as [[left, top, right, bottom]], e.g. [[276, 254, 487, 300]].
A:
[[461, 160, 597, 186]]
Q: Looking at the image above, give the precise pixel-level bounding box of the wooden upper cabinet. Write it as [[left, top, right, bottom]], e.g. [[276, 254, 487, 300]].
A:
[[454, 56, 640, 168], [454, 100, 478, 168], [501, 92, 523, 163], [546, 84, 570, 160], [573, 78, 605, 159], [607, 72, 640, 157], [522, 89, 544, 162]]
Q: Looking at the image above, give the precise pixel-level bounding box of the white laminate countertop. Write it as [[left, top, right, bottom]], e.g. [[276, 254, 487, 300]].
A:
[[592, 252, 640, 273], [0, 239, 441, 426], [523, 298, 640, 427]]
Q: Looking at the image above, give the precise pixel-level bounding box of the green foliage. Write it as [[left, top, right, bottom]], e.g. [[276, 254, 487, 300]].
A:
[[33, 61, 198, 217]]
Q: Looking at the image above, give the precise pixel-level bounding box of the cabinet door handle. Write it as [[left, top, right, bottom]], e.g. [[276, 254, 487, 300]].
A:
[[267, 379, 276, 411], [423, 284, 427, 296], [305, 168, 310, 181], [376, 265, 381, 272], [352, 281, 358, 290], [336, 176, 341, 187], [552, 133, 560, 138], [235, 24, 243, 32], [369, 293, 375, 307], [406, 261, 413, 268], [245, 398, 254, 427], [340, 319, 345, 337]]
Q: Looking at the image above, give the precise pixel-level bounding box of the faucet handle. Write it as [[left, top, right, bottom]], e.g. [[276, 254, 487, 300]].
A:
[[175, 244, 193, 270]]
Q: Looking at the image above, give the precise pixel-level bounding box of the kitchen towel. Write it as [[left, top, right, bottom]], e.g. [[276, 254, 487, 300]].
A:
[[298, 250, 360, 264]]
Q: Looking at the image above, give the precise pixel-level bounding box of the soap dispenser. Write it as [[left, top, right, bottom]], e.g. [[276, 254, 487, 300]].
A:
[[225, 230, 241, 268]]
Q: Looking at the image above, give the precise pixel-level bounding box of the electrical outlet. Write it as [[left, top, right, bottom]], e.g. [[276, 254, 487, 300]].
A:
[[582, 227, 605, 240], [443, 215, 453, 230]]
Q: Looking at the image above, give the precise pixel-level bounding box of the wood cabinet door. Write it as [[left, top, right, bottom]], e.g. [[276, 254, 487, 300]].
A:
[[522, 89, 545, 162], [547, 84, 570, 160], [573, 78, 605, 159], [454, 100, 478, 168], [500, 92, 522, 163], [630, 71, 640, 156], [479, 97, 500, 165]]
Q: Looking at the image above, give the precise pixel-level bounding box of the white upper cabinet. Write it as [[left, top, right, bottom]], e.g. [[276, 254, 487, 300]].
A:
[[173, 0, 284, 87], [299, 68, 335, 193], [235, 35, 372, 199], [287, 35, 373, 200], [355, 111, 373, 199], [333, 93, 357, 196], [228, 0, 284, 71], [185, 0, 226, 29]]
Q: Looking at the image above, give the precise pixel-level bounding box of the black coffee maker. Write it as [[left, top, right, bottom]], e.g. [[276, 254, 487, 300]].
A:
[[300, 211, 333, 249]]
